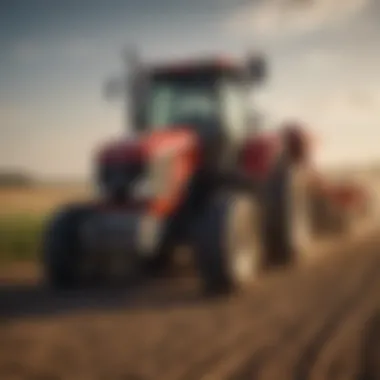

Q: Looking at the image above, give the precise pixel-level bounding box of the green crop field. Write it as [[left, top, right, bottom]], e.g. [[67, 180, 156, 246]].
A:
[[0, 214, 46, 263]]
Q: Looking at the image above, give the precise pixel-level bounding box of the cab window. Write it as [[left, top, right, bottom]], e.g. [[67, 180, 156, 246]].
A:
[[146, 79, 219, 128], [220, 81, 248, 141]]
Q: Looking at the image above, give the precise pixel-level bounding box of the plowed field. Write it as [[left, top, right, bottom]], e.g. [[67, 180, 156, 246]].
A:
[[1, 232, 380, 380]]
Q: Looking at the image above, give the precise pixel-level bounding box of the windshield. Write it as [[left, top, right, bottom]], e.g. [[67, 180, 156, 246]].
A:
[[144, 78, 219, 128]]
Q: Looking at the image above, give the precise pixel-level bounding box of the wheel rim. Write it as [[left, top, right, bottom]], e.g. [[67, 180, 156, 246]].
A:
[[232, 247, 255, 282], [227, 197, 258, 285], [289, 170, 313, 259], [292, 197, 311, 250]]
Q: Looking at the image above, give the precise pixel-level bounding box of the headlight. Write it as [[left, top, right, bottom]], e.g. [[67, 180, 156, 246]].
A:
[[94, 167, 124, 199], [95, 161, 148, 202]]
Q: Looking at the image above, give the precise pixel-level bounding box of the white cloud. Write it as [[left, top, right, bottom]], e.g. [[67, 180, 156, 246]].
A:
[[227, 0, 370, 39]]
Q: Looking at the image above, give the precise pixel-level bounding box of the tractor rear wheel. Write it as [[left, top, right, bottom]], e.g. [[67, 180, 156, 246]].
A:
[[42, 204, 92, 290], [193, 193, 263, 296], [263, 159, 315, 267]]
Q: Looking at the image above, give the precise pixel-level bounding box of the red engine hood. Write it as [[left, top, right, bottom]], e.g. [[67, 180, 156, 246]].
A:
[[96, 127, 200, 165], [96, 138, 145, 165]]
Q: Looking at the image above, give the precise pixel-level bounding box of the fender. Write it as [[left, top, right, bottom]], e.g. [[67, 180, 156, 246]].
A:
[[95, 127, 201, 217], [143, 128, 201, 216], [96, 126, 200, 164], [240, 132, 283, 181], [96, 137, 145, 164], [282, 123, 314, 164]]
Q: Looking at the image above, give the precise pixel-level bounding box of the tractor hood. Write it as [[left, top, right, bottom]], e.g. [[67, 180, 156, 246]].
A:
[[95, 127, 201, 216], [96, 126, 200, 166], [96, 137, 145, 165]]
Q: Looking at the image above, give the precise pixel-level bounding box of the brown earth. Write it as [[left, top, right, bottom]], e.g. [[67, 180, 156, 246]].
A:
[[1, 232, 380, 380]]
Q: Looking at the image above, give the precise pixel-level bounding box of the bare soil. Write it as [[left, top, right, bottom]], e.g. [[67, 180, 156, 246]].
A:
[[1, 232, 380, 380]]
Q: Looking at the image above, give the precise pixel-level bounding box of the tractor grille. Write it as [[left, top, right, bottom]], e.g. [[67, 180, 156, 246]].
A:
[[98, 161, 146, 202]]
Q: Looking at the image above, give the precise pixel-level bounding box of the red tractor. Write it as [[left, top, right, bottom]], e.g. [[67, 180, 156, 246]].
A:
[[42, 52, 362, 295]]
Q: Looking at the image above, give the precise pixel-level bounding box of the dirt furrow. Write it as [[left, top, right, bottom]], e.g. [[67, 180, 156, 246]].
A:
[[309, 290, 380, 380], [1, 234, 380, 380], [164, 240, 375, 380], [357, 310, 380, 380], [218, 244, 377, 380], [164, 257, 354, 379], [254, 252, 380, 380], [293, 259, 380, 380]]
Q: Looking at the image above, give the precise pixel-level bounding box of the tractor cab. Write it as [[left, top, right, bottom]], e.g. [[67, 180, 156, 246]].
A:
[[97, 54, 268, 205], [130, 56, 267, 166]]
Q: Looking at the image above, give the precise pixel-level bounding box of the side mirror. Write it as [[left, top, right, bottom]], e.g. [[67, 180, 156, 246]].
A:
[[246, 54, 267, 85]]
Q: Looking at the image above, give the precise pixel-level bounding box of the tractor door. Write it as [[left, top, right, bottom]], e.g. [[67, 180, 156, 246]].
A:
[[218, 78, 254, 169]]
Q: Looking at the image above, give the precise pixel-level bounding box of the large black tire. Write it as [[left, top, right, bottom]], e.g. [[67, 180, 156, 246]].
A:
[[262, 158, 315, 267], [140, 214, 183, 278], [141, 240, 175, 277], [42, 204, 92, 290], [193, 193, 263, 296]]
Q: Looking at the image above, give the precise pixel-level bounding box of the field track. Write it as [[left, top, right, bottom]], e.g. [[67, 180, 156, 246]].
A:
[[1, 231, 380, 380]]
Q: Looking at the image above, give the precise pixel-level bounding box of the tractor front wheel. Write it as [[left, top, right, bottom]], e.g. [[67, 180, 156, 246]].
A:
[[42, 204, 92, 290]]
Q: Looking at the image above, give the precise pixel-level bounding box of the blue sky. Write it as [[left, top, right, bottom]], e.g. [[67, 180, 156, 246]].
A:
[[1, 0, 379, 178]]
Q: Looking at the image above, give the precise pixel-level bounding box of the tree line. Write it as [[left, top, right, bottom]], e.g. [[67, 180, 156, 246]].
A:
[[0, 171, 34, 187]]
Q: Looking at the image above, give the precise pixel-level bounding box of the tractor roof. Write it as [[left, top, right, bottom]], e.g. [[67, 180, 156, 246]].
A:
[[148, 56, 244, 77]]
